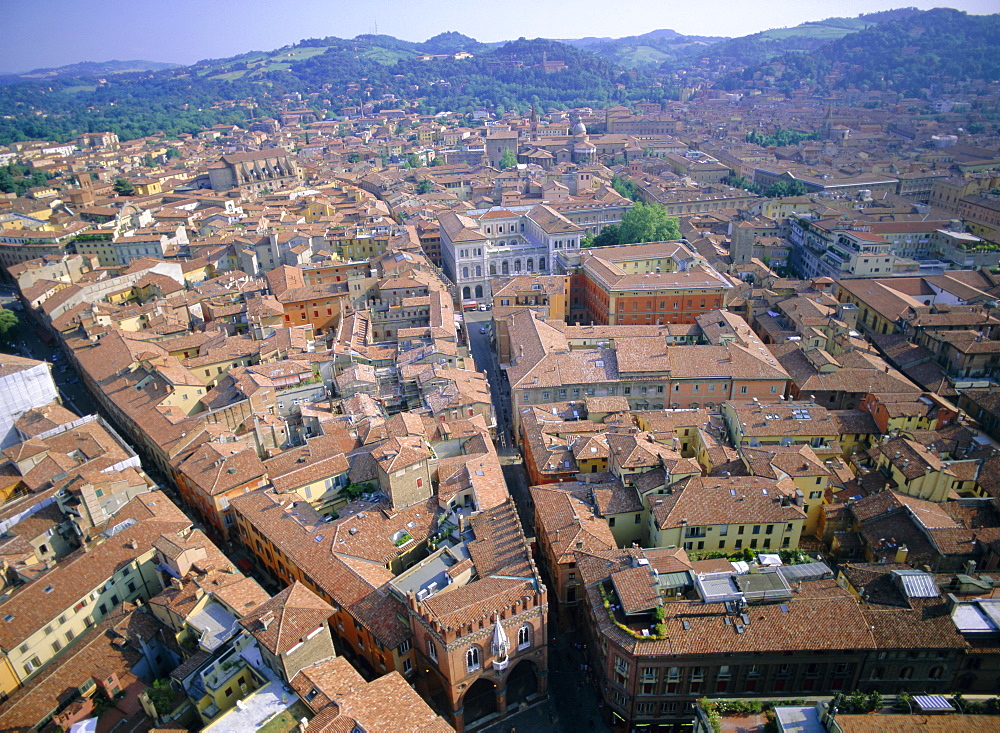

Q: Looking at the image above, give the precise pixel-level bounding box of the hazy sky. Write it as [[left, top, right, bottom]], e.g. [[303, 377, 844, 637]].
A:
[[1, 0, 996, 73]]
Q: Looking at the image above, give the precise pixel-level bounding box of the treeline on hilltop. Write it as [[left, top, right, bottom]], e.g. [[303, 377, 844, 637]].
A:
[[0, 37, 675, 145], [0, 75, 259, 143], [1, 9, 998, 145], [718, 8, 1000, 96]]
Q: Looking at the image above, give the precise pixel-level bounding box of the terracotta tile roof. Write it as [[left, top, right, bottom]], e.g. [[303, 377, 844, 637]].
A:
[[239, 580, 334, 656], [531, 482, 617, 564], [611, 565, 661, 614], [578, 549, 875, 656], [0, 606, 162, 732], [333, 667, 454, 731], [0, 495, 189, 650], [174, 440, 267, 496], [651, 476, 806, 530], [290, 655, 365, 713], [832, 714, 1000, 732]]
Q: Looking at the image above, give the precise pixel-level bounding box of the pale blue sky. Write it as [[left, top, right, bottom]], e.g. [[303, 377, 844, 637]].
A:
[[1, 0, 995, 73]]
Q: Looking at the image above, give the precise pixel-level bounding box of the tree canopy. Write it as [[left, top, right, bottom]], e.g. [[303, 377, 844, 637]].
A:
[[499, 149, 518, 170], [616, 203, 680, 244], [112, 178, 135, 196], [0, 309, 19, 345]]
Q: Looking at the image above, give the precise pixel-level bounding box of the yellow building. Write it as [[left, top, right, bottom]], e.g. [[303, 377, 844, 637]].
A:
[[73, 235, 118, 267], [192, 634, 264, 725], [740, 444, 834, 536], [722, 400, 877, 460], [869, 437, 958, 503], [0, 496, 185, 688], [264, 437, 351, 514], [0, 654, 19, 700], [647, 475, 806, 554], [133, 178, 163, 196], [332, 232, 391, 261]]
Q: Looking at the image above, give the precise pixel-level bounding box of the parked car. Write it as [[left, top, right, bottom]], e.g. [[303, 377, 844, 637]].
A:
[[480, 327, 488, 334]]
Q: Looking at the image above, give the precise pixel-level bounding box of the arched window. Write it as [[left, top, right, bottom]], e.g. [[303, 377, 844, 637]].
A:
[[502, 261, 509, 275], [899, 666, 913, 680], [490, 262, 497, 276], [467, 646, 481, 672], [475, 285, 484, 298], [428, 638, 438, 662], [929, 666, 943, 679], [475, 265, 482, 278], [514, 259, 521, 273], [462, 286, 471, 299], [462, 266, 469, 279], [872, 666, 884, 679], [526, 258, 534, 271], [517, 625, 531, 650], [538, 257, 546, 271]]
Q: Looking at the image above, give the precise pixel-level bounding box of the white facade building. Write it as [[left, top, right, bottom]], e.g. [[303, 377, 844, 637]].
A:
[[438, 204, 584, 302], [0, 355, 60, 448]]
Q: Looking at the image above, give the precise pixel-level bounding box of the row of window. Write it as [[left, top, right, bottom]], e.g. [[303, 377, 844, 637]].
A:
[[529, 382, 764, 401], [427, 624, 533, 673], [683, 537, 791, 551]]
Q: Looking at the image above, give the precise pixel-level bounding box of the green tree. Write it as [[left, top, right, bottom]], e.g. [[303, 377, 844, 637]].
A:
[[611, 174, 640, 202], [499, 149, 518, 170], [165, 147, 181, 159], [590, 225, 619, 247], [112, 178, 135, 196], [416, 179, 433, 194], [0, 309, 19, 345], [145, 679, 176, 716], [763, 180, 808, 198], [616, 203, 680, 244], [406, 153, 423, 169], [347, 153, 361, 164]]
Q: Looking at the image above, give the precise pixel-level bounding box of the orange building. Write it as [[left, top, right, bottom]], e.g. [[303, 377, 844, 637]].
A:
[[266, 264, 350, 337], [576, 241, 732, 325]]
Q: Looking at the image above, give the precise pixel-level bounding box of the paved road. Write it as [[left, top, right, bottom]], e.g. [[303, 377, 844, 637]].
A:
[[464, 309, 536, 536], [465, 309, 514, 447], [0, 298, 97, 416], [476, 629, 611, 733]]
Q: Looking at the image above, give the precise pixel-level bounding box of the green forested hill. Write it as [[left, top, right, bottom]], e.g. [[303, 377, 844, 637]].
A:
[[0, 8, 996, 146], [718, 8, 1000, 95]]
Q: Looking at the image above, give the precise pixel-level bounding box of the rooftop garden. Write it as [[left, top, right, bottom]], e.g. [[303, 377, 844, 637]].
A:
[[393, 531, 415, 547], [257, 701, 313, 733], [599, 582, 668, 641]]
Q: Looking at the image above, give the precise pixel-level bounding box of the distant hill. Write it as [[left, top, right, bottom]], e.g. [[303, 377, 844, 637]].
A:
[[0, 9, 997, 145], [683, 7, 924, 70], [716, 7, 1000, 95], [0, 59, 181, 82], [557, 29, 728, 67]]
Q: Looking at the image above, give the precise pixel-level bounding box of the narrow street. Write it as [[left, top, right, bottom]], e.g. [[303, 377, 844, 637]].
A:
[[464, 316, 610, 731], [0, 295, 97, 416], [465, 309, 536, 538]]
